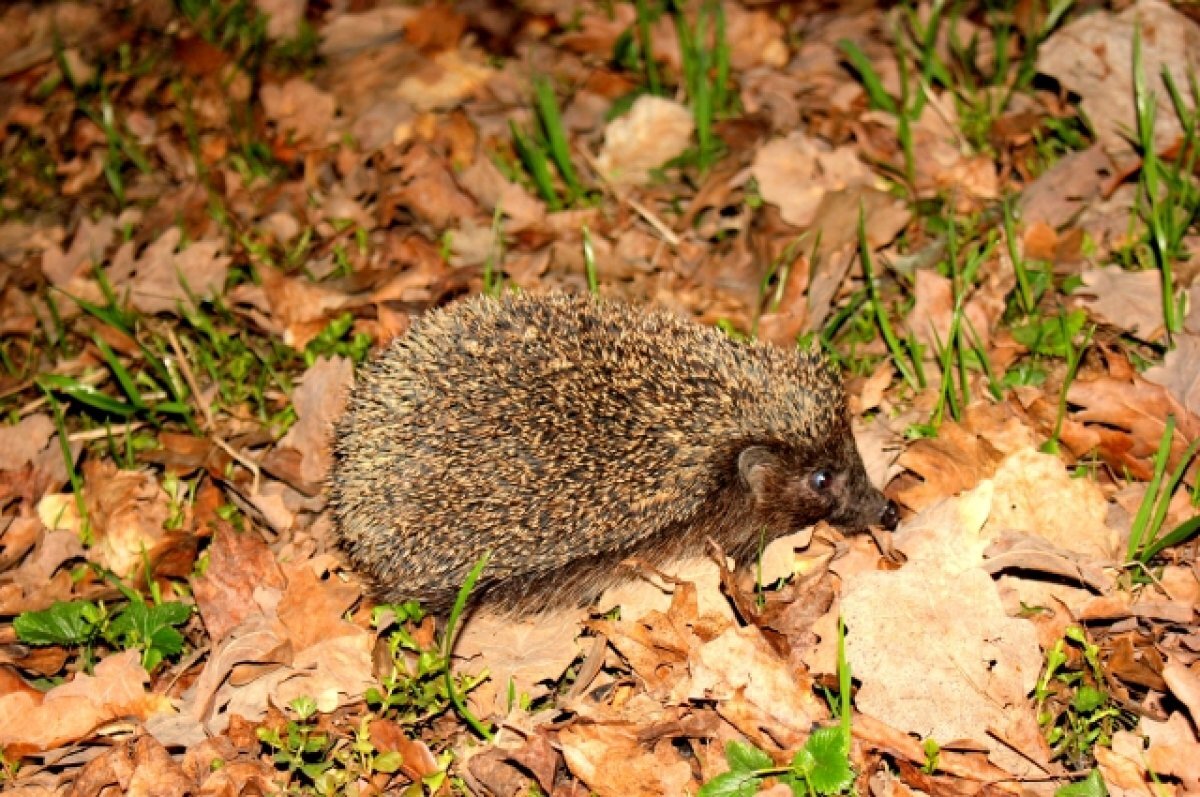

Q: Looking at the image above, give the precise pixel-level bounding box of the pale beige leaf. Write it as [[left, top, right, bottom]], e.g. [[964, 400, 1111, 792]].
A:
[[596, 96, 694, 187]]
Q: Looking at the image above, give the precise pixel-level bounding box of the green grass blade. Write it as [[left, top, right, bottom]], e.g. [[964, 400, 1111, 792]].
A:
[[510, 120, 561, 211], [838, 40, 897, 114], [38, 373, 137, 417], [1127, 415, 1174, 561], [92, 334, 147, 410], [534, 77, 583, 199]]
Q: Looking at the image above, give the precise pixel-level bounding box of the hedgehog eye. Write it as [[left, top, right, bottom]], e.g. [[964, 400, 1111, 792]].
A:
[[809, 469, 832, 491]]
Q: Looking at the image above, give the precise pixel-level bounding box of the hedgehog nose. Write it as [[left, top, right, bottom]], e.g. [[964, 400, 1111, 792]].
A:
[[879, 500, 900, 531]]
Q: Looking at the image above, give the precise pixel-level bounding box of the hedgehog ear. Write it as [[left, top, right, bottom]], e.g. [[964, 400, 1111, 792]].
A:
[[738, 446, 779, 504]]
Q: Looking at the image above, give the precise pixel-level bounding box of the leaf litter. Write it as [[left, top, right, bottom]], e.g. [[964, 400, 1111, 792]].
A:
[[0, 0, 1198, 794]]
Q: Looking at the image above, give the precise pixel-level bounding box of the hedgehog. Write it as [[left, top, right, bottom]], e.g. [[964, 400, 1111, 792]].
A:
[[329, 292, 897, 614]]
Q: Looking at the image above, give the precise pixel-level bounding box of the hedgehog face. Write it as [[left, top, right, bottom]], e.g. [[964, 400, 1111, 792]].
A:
[[736, 434, 897, 536]]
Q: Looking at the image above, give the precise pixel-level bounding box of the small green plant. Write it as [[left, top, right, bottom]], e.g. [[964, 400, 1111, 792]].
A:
[[256, 696, 336, 785], [257, 697, 417, 795], [14, 592, 192, 672], [1125, 415, 1200, 567], [1035, 627, 1124, 768], [364, 601, 480, 726], [365, 555, 492, 739], [482, 203, 508, 297], [303, 313, 372, 366], [1055, 769, 1108, 797], [921, 737, 940, 775]]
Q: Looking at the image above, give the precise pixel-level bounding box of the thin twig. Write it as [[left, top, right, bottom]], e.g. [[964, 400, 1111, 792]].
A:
[[578, 146, 682, 247], [165, 328, 261, 494]]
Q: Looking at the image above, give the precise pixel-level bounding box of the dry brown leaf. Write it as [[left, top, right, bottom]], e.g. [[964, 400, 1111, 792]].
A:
[[191, 523, 286, 644], [455, 608, 585, 716], [1038, 0, 1200, 161], [559, 704, 697, 797], [71, 734, 192, 797], [684, 624, 827, 751], [0, 650, 173, 752], [983, 448, 1118, 561], [256, 0, 305, 41], [1076, 265, 1165, 341], [596, 556, 731, 622], [276, 562, 362, 652], [0, 414, 54, 472], [395, 49, 492, 111], [1019, 145, 1115, 230], [890, 421, 1006, 511], [188, 613, 291, 732], [261, 78, 337, 145], [844, 482, 1045, 777], [238, 264, 350, 348], [1144, 334, 1200, 418], [595, 96, 694, 186], [40, 215, 115, 287], [274, 356, 353, 486], [457, 158, 546, 231], [752, 132, 874, 227], [1060, 369, 1200, 481], [106, 227, 230, 315], [81, 460, 171, 578], [0, 2, 101, 78]]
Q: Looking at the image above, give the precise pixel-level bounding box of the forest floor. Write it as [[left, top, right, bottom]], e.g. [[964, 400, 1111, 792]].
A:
[[1, 0, 1199, 795]]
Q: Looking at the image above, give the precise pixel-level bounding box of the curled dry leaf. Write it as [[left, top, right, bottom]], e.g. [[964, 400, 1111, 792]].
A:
[[558, 696, 698, 797], [1058, 368, 1200, 481], [82, 460, 172, 579], [684, 624, 827, 751], [70, 734, 192, 797], [595, 96, 694, 187]]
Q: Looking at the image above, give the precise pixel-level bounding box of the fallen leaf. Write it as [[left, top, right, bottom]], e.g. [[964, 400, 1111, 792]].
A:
[[1038, 0, 1200, 161], [191, 522, 287, 644], [0, 414, 54, 472], [752, 132, 874, 227], [82, 460, 172, 579], [456, 608, 585, 715], [595, 96, 694, 187], [0, 650, 173, 752], [261, 78, 338, 145], [275, 356, 354, 486], [1144, 334, 1200, 417], [106, 227, 230, 315], [1076, 265, 1165, 342]]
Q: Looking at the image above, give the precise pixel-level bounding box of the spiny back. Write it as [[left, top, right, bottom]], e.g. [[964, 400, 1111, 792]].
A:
[[330, 292, 853, 611]]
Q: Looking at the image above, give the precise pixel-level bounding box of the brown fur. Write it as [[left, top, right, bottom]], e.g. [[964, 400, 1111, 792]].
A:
[[329, 293, 894, 614]]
